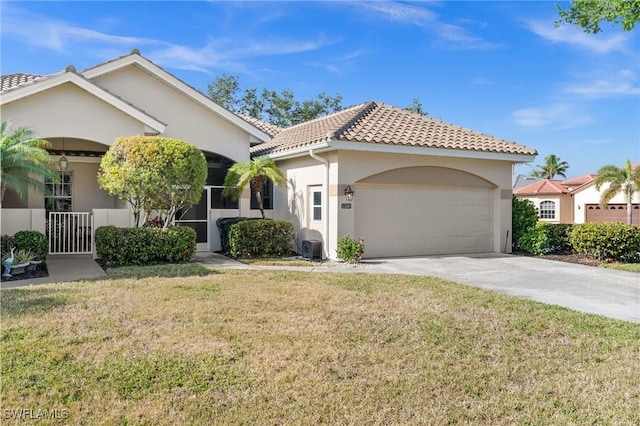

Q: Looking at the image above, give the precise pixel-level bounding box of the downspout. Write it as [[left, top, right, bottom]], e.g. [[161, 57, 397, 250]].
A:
[[309, 149, 330, 259]]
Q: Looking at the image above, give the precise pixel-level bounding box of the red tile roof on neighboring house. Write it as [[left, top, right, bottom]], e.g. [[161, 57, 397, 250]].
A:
[[251, 101, 537, 157], [514, 174, 597, 195]]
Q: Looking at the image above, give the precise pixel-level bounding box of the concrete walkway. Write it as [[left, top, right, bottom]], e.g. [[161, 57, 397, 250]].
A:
[[2, 252, 638, 323]]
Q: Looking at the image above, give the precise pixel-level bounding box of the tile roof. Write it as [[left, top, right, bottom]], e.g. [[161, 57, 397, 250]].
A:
[[251, 101, 536, 157], [513, 174, 597, 195], [236, 114, 282, 138], [512, 174, 543, 190], [1, 73, 45, 92]]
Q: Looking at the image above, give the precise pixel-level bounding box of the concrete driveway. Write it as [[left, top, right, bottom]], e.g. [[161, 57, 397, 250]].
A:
[[369, 254, 640, 323]]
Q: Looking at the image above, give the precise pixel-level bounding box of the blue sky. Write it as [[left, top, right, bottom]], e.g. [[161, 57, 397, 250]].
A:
[[1, 1, 638, 177]]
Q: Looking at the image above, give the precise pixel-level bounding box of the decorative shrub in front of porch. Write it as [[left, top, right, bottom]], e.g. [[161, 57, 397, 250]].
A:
[[95, 226, 196, 266], [228, 219, 294, 258]]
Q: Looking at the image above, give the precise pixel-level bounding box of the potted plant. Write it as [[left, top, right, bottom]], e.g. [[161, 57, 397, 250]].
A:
[[11, 249, 35, 275]]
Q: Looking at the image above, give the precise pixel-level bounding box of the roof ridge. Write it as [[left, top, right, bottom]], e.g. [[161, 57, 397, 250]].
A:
[[326, 101, 378, 139]]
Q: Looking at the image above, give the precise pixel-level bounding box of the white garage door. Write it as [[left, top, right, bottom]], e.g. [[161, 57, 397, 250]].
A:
[[355, 185, 493, 258]]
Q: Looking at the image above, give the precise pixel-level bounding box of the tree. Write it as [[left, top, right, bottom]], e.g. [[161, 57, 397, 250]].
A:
[[222, 157, 286, 219], [531, 154, 570, 179], [404, 97, 428, 115], [594, 158, 640, 225], [98, 136, 207, 228], [0, 121, 58, 205], [512, 196, 538, 251], [207, 74, 343, 126], [556, 0, 640, 33]]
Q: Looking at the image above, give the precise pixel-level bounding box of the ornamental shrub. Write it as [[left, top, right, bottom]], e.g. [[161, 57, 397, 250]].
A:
[[517, 223, 574, 256], [228, 219, 294, 258], [570, 222, 640, 263], [336, 235, 365, 263], [95, 225, 196, 266], [12, 230, 48, 263], [512, 196, 538, 251]]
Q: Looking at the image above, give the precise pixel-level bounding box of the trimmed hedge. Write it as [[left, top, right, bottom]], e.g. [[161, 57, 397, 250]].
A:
[[95, 225, 196, 266], [228, 219, 294, 258], [570, 222, 640, 263], [518, 223, 573, 256], [1, 231, 48, 263]]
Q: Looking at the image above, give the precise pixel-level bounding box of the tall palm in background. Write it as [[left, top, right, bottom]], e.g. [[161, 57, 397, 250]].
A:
[[0, 121, 58, 205], [223, 156, 286, 218], [531, 154, 570, 179], [594, 158, 640, 225]]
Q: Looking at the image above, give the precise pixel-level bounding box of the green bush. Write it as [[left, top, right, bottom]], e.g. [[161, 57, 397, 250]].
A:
[[13, 230, 48, 263], [228, 219, 294, 258], [95, 225, 196, 266], [570, 222, 640, 263], [512, 196, 538, 251], [2, 231, 48, 263], [517, 223, 574, 256], [337, 235, 365, 263]]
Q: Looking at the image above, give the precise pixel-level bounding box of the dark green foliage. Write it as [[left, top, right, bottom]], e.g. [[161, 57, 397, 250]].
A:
[[13, 230, 48, 262], [570, 222, 640, 263], [95, 226, 196, 266], [517, 224, 573, 256], [336, 235, 365, 263], [512, 196, 538, 251], [228, 219, 294, 258], [2, 231, 48, 263]]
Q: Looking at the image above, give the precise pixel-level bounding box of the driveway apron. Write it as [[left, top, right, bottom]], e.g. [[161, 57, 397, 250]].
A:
[[372, 254, 640, 323]]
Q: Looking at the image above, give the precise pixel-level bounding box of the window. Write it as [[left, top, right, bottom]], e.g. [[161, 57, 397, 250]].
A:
[[45, 171, 72, 214], [539, 200, 555, 220], [250, 180, 273, 210], [312, 190, 322, 221]]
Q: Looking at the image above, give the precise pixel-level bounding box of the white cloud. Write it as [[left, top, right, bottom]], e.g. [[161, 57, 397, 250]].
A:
[[350, 1, 500, 50], [564, 70, 640, 99], [512, 103, 592, 129], [526, 20, 631, 54], [1, 4, 337, 75]]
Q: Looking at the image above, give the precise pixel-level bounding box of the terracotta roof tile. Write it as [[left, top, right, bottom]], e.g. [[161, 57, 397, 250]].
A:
[[514, 179, 568, 195], [236, 114, 282, 138], [1, 73, 45, 92], [251, 101, 536, 157], [561, 174, 596, 187]]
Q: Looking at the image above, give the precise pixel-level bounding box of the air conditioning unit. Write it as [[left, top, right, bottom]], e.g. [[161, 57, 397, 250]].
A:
[[301, 240, 322, 261]]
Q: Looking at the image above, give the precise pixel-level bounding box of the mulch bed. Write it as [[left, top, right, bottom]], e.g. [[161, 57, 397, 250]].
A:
[[538, 253, 602, 267], [1, 264, 49, 282]]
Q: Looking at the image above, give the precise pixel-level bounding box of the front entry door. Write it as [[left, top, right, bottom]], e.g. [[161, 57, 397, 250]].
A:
[[175, 188, 210, 251]]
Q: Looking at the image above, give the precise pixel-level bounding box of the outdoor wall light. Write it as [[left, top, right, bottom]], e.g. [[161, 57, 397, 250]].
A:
[[344, 185, 354, 201], [59, 138, 68, 171]]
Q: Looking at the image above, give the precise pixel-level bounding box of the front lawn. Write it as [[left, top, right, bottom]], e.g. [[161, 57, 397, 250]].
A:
[[1, 270, 637, 424]]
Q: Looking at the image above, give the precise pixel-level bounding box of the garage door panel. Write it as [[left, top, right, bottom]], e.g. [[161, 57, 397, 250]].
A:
[[356, 185, 493, 257]]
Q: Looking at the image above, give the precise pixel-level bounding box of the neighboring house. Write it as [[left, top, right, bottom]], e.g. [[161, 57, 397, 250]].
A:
[[514, 173, 640, 225], [1, 50, 538, 259], [512, 174, 542, 190]]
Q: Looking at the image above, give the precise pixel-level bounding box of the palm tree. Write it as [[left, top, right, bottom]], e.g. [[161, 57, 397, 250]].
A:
[[0, 121, 58, 205], [531, 154, 570, 179], [222, 156, 286, 218], [594, 158, 640, 225]]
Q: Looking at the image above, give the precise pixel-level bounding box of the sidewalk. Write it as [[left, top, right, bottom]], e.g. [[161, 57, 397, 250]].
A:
[[0, 255, 107, 289]]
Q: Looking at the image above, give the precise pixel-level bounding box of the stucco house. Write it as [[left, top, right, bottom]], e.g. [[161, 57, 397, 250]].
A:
[[1, 50, 537, 259], [514, 173, 640, 225]]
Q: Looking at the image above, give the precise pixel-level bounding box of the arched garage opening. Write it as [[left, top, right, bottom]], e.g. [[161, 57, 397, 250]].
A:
[[354, 166, 497, 258]]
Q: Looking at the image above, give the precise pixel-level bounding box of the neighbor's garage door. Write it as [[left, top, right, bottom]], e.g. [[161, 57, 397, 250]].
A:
[[355, 185, 493, 258]]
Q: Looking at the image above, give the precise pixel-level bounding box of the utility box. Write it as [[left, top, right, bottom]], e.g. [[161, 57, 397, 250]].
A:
[[301, 240, 322, 261]]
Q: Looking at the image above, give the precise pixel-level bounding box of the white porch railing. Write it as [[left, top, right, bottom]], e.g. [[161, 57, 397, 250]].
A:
[[48, 212, 93, 254]]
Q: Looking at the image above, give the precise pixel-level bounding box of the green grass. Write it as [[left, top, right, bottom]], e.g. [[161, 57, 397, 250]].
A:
[[239, 257, 321, 267], [601, 262, 640, 273], [105, 262, 218, 279], [1, 271, 638, 425]]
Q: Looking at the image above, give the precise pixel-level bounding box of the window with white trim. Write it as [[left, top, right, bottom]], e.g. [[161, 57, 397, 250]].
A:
[[45, 171, 72, 214], [312, 190, 322, 221], [539, 200, 555, 220]]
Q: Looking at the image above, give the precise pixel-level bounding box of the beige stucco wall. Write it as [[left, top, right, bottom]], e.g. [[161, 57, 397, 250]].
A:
[[572, 183, 640, 224], [517, 194, 573, 224], [90, 65, 250, 163], [274, 149, 515, 258], [1, 83, 146, 144]]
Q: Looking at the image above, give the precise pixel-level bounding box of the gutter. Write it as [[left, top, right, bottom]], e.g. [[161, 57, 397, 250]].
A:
[[309, 148, 330, 259]]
